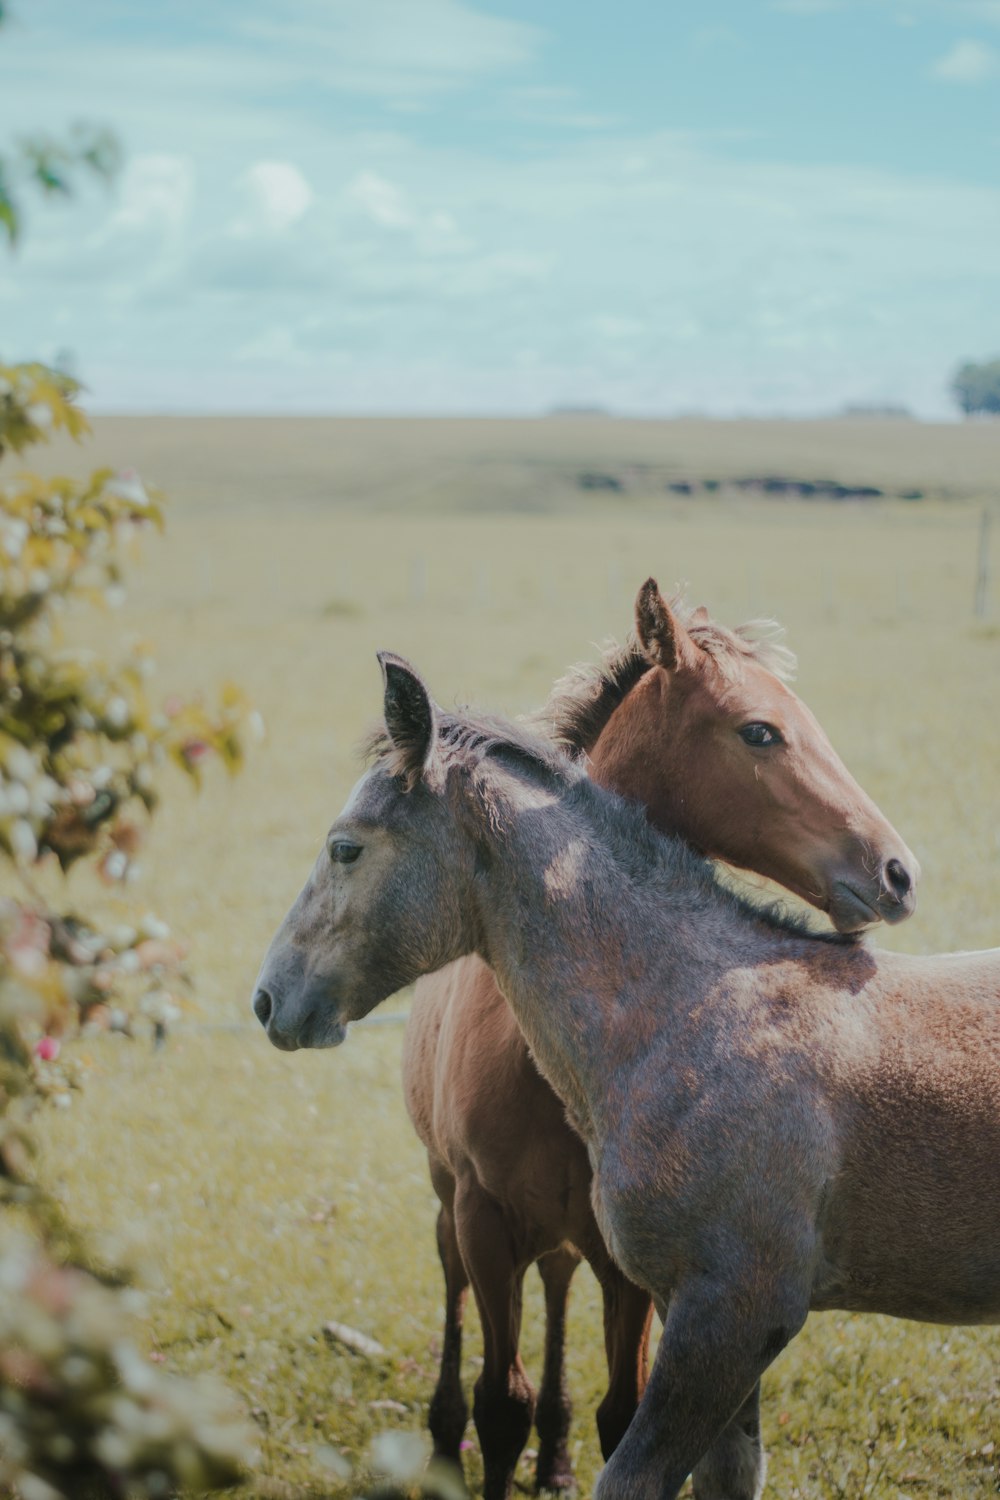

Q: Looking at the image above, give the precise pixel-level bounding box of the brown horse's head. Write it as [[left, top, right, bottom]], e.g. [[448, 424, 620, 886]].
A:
[[587, 579, 918, 933]]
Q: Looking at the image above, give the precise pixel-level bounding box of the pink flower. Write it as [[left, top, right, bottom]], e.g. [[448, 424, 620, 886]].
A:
[[181, 739, 211, 766], [35, 1036, 60, 1062]]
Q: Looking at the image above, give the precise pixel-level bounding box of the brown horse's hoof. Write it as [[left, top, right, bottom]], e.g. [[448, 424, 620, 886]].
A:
[[535, 1449, 576, 1495], [536, 1473, 576, 1496]]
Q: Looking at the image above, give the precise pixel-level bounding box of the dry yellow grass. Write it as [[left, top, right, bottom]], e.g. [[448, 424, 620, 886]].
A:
[[22, 417, 1000, 1498], [37, 413, 1000, 513]]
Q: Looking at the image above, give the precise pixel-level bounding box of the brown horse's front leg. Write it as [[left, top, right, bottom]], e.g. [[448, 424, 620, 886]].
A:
[[455, 1179, 535, 1500], [594, 1271, 805, 1500], [534, 1247, 581, 1492], [427, 1200, 471, 1468], [593, 1260, 653, 1461]]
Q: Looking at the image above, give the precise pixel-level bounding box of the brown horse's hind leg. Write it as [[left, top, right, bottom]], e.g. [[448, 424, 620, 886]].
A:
[[455, 1179, 535, 1500], [534, 1247, 580, 1492], [590, 1254, 653, 1460], [428, 1202, 471, 1467]]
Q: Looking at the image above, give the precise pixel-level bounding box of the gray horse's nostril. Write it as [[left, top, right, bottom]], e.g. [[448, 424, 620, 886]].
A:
[[253, 988, 273, 1027], [885, 858, 912, 900]]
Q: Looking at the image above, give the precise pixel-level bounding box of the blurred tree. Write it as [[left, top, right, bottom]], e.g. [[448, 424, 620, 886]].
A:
[[0, 14, 256, 1495], [952, 359, 1000, 418]]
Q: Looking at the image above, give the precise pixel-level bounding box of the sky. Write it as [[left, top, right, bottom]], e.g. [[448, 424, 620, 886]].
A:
[[0, 0, 998, 417]]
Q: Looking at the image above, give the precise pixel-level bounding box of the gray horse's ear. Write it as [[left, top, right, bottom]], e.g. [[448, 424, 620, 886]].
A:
[[634, 578, 700, 673], [377, 651, 439, 786]]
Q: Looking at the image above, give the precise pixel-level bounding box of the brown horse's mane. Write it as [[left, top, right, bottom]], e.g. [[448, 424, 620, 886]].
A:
[[365, 601, 797, 779], [539, 597, 797, 758]]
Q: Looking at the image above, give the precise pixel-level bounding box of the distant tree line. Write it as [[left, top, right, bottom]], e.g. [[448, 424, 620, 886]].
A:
[[952, 359, 1000, 417]]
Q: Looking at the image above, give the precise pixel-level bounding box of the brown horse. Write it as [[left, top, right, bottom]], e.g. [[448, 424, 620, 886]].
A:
[[254, 652, 998, 1500], [402, 584, 917, 1499]]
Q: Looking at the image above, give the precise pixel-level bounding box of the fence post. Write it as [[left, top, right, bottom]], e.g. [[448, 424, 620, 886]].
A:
[[974, 509, 992, 619]]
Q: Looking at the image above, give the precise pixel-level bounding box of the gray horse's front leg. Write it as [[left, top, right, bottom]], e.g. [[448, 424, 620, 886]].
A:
[[691, 1384, 765, 1500], [594, 1276, 802, 1500]]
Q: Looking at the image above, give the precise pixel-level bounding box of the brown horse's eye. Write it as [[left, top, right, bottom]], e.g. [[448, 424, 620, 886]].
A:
[[330, 840, 362, 865], [739, 722, 782, 747]]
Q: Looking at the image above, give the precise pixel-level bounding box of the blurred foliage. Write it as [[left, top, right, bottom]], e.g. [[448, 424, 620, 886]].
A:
[[0, 1227, 251, 1498], [0, 7, 255, 1462], [0, 124, 120, 248], [0, 4, 121, 249], [952, 359, 1000, 418], [0, 363, 258, 1494]]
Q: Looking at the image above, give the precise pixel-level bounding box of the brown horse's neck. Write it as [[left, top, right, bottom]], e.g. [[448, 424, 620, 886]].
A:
[[588, 669, 692, 843]]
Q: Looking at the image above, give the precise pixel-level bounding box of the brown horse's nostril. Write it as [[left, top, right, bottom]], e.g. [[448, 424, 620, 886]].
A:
[[885, 858, 912, 900], [253, 988, 273, 1028]]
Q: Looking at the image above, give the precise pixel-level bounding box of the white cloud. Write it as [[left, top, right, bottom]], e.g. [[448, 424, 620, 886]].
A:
[[345, 171, 476, 258], [112, 154, 194, 235], [932, 37, 999, 80], [348, 171, 414, 230], [959, 2, 1000, 22], [238, 0, 541, 100], [2, 0, 997, 418], [241, 161, 314, 232]]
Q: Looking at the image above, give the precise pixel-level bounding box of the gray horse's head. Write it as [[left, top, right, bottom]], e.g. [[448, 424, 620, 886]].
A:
[[253, 654, 473, 1051]]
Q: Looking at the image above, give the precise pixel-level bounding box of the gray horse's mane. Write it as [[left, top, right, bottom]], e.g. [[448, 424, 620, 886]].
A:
[[364, 702, 852, 949], [540, 596, 797, 758], [364, 709, 579, 788]]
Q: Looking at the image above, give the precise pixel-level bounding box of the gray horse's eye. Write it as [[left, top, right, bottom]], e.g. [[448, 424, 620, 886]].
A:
[[329, 840, 362, 865], [738, 722, 782, 747]]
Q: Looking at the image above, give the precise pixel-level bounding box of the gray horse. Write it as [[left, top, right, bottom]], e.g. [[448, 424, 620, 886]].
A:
[[255, 653, 1000, 1500]]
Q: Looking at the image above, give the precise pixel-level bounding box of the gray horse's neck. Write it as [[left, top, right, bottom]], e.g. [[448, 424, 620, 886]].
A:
[[467, 761, 767, 1141]]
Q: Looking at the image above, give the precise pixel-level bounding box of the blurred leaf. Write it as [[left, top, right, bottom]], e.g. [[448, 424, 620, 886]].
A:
[[0, 160, 17, 245]]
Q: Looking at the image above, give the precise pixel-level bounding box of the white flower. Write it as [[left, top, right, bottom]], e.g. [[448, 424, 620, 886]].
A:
[[5, 745, 35, 781], [10, 820, 37, 861], [6, 783, 30, 814], [106, 697, 130, 730], [139, 914, 170, 941], [107, 471, 150, 508], [102, 850, 128, 882], [1, 518, 29, 559]]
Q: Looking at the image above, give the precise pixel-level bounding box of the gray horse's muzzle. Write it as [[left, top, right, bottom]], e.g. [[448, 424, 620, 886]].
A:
[[252, 970, 347, 1051]]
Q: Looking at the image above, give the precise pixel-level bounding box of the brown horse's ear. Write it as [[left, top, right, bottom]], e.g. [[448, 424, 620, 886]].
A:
[[634, 578, 701, 673], [377, 651, 439, 787]]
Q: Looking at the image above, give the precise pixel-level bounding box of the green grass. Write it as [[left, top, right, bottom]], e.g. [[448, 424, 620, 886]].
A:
[[26, 419, 1000, 1498]]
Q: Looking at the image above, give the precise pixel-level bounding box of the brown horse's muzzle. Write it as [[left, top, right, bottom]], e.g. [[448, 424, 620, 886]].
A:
[[827, 850, 920, 933]]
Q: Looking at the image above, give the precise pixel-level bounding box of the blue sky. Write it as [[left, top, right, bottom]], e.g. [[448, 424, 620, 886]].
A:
[[0, 0, 998, 416]]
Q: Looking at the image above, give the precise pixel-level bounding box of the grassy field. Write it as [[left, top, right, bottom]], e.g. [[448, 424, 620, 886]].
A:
[[20, 416, 1000, 1498]]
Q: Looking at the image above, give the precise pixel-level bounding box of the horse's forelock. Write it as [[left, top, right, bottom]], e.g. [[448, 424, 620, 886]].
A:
[[688, 613, 797, 684], [537, 597, 797, 758]]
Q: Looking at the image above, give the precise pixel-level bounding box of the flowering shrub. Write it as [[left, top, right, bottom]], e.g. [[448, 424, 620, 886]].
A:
[[0, 366, 255, 1496]]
